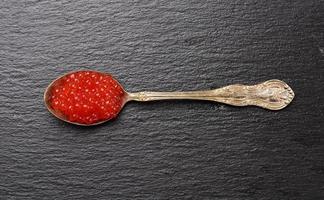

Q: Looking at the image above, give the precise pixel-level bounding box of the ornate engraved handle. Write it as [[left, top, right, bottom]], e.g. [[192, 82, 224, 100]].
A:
[[127, 79, 294, 110]]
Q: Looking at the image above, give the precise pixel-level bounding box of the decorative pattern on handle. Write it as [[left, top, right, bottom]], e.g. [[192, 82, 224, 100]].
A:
[[127, 79, 294, 110], [212, 79, 295, 110]]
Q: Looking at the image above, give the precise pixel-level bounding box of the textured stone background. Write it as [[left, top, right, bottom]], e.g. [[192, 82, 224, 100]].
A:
[[0, 0, 323, 199]]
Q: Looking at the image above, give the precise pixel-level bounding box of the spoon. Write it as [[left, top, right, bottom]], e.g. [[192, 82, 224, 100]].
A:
[[44, 70, 294, 126]]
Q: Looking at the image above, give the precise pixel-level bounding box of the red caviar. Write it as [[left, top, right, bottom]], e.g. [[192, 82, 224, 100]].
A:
[[48, 71, 125, 124]]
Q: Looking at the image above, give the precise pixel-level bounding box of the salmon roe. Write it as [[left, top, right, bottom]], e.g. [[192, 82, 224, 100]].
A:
[[48, 71, 125, 124]]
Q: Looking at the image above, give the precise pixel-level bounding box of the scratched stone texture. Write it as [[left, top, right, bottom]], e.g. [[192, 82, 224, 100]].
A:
[[0, 0, 323, 199]]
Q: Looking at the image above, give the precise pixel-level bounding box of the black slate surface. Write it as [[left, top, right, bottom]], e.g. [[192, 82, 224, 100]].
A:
[[0, 0, 324, 199]]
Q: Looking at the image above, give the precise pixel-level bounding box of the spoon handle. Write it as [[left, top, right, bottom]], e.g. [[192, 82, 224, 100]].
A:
[[127, 79, 294, 110]]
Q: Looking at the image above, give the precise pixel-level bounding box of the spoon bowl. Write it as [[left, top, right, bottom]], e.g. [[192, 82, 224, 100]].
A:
[[44, 70, 129, 126]]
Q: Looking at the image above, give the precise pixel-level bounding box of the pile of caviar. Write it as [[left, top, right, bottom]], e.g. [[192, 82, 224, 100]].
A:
[[49, 71, 125, 124]]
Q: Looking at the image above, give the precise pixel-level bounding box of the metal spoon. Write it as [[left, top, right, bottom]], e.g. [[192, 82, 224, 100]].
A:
[[44, 70, 294, 126]]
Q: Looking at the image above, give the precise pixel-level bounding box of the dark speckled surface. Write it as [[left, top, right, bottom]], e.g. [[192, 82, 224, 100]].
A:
[[0, 0, 323, 199]]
